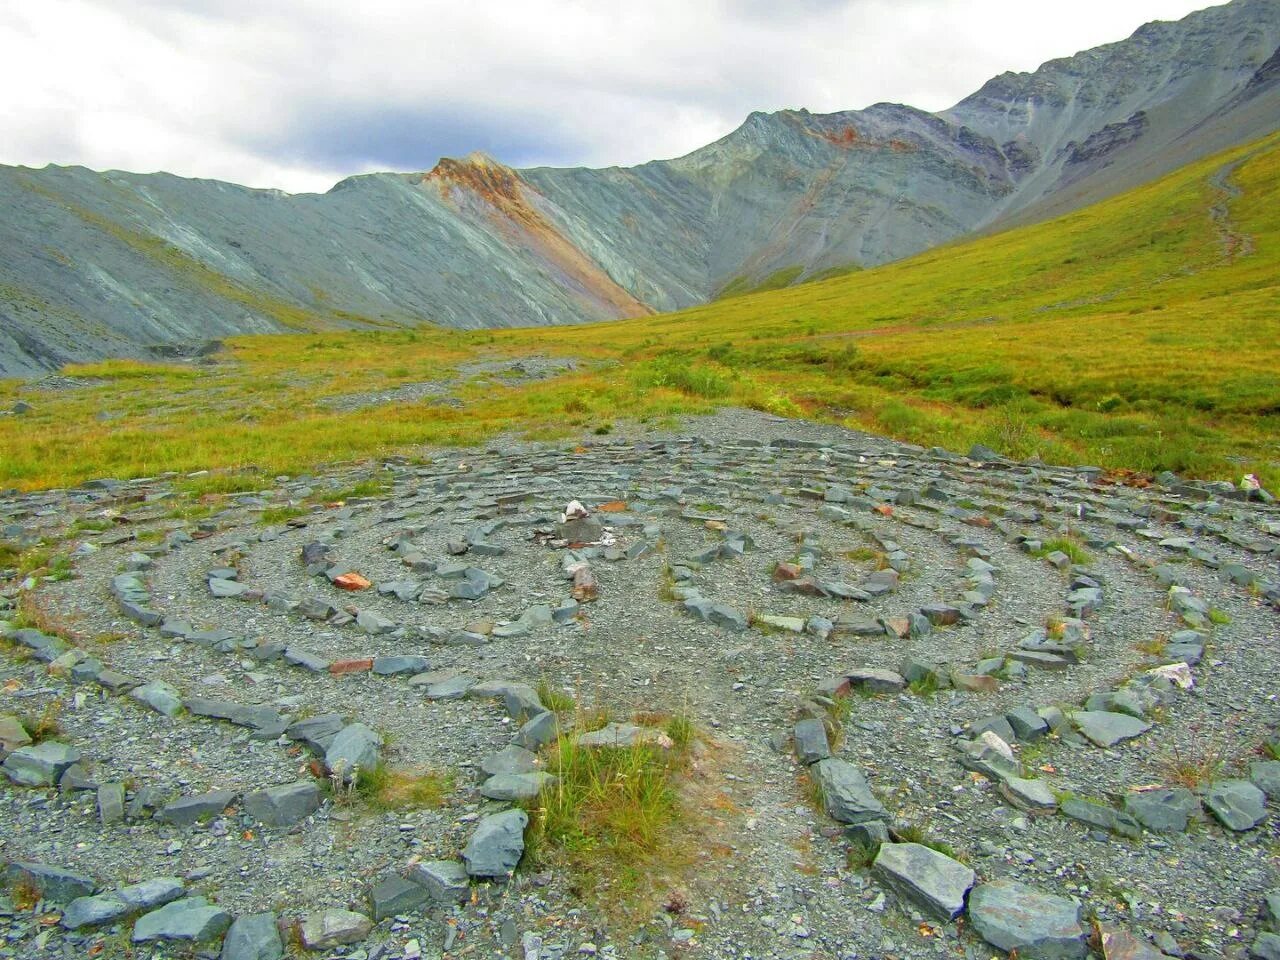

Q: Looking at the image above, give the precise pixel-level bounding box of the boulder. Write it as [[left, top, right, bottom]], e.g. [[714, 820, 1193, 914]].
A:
[[871, 842, 974, 921], [244, 781, 322, 828], [298, 909, 372, 949], [221, 913, 283, 960], [131, 896, 233, 943], [3, 741, 82, 786], [969, 880, 1088, 959], [811, 758, 886, 824], [1205, 780, 1268, 831], [324, 723, 380, 782], [462, 809, 528, 877]]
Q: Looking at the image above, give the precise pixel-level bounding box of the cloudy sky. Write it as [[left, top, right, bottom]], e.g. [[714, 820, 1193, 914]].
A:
[[0, 0, 1229, 193]]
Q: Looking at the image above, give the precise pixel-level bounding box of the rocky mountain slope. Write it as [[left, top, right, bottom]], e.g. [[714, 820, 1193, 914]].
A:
[[1, 0, 1277, 376]]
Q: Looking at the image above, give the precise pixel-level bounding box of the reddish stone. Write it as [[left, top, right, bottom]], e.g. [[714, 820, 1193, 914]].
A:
[[572, 566, 599, 602], [333, 573, 372, 591], [329, 658, 373, 675], [773, 562, 803, 582], [883, 617, 910, 639]]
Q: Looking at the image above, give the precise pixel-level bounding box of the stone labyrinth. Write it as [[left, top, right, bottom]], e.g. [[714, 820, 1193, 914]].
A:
[[2, 411, 1280, 960]]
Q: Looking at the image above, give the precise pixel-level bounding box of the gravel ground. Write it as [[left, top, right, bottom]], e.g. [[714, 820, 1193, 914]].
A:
[[2, 407, 1279, 960]]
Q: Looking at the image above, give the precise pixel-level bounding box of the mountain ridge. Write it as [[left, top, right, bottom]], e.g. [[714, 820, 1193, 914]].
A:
[[1, 0, 1277, 376]]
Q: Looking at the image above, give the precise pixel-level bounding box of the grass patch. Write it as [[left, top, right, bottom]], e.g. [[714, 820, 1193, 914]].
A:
[[907, 673, 940, 698], [1208, 608, 1232, 626], [526, 728, 694, 913], [1, 134, 1278, 490], [1035, 537, 1092, 566], [892, 824, 966, 862], [537, 679, 576, 715], [1160, 743, 1223, 789], [846, 840, 880, 870], [259, 505, 307, 525], [356, 764, 453, 811]]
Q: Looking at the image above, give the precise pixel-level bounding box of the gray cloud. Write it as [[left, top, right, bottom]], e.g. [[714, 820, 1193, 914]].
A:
[[0, 0, 1232, 192]]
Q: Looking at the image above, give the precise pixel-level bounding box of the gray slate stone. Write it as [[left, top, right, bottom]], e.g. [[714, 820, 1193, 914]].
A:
[[1060, 797, 1142, 839], [793, 718, 831, 765], [512, 710, 560, 750], [159, 790, 238, 825], [3, 741, 82, 786], [244, 781, 322, 828], [480, 772, 556, 801], [370, 876, 429, 920], [285, 713, 344, 752], [221, 913, 283, 960], [871, 842, 974, 921], [811, 758, 886, 824], [298, 909, 372, 949], [1123, 788, 1201, 832], [1250, 760, 1280, 799], [5, 862, 96, 903], [324, 723, 380, 782], [1071, 710, 1151, 748], [132, 896, 233, 943], [372, 654, 430, 675], [1205, 779, 1268, 831], [62, 878, 185, 929], [408, 860, 471, 904], [129, 679, 184, 717], [480, 746, 539, 779], [968, 880, 1088, 959], [462, 808, 528, 877]]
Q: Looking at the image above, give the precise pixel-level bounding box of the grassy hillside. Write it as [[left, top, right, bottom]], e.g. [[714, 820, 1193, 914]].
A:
[[1, 132, 1277, 491]]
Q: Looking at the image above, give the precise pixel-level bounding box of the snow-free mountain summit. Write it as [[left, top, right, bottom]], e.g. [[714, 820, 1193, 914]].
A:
[[0, 0, 1277, 376]]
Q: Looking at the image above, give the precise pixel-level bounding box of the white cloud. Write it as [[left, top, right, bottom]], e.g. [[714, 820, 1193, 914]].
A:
[[0, 0, 1232, 192]]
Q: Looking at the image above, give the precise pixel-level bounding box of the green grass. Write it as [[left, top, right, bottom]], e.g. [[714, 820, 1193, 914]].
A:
[[526, 732, 692, 912], [537, 679, 576, 715], [1035, 537, 1092, 566], [1, 132, 1278, 490], [355, 764, 453, 811]]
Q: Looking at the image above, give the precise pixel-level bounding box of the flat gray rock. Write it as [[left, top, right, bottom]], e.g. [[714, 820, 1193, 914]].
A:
[[5, 862, 97, 902], [408, 860, 471, 904], [3, 741, 82, 786], [370, 876, 429, 920], [221, 913, 283, 960], [999, 776, 1058, 813], [480, 744, 540, 777], [846, 668, 905, 693], [793, 718, 831, 765], [62, 877, 185, 929], [131, 896, 233, 943], [1123, 787, 1201, 832], [298, 909, 372, 949], [871, 842, 974, 921], [1071, 710, 1151, 748], [372, 654, 429, 675], [811, 758, 886, 824], [968, 880, 1087, 959], [324, 723, 380, 782], [129, 679, 184, 717], [1205, 779, 1268, 831], [243, 781, 321, 828], [158, 790, 238, 825], [1250, 760, 1280, 799], [462, 808, 528, 877], [479, 771, 556, 801]]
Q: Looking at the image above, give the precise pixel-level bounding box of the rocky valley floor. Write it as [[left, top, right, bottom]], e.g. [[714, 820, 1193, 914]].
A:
[[2, 409, 1279, 960]]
